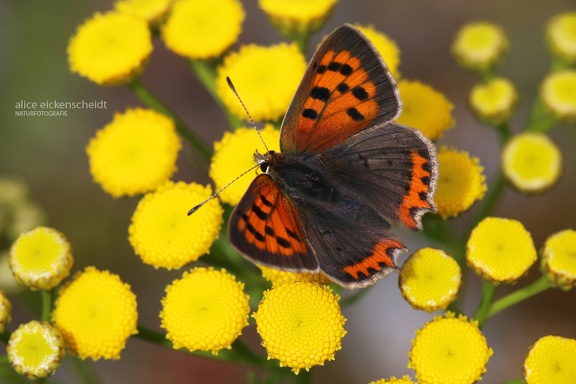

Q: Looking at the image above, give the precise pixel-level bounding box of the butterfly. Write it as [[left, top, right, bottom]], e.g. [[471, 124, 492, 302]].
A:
[[228, 24, 438, 289]]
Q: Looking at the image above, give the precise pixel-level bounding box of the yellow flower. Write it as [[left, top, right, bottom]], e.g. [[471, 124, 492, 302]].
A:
[[52, 267, 138, 360], [467, 217, 537, 284], [209, 125, 280, 206], [87, 108, 182, 198], [162, 0, 245, 60], [396, 80, 454, 141], [253, 282, 346, 373], [369, 377, 416, 384], [216, 43, 306, 122], [129, 181, 223, 269], [524, 335, 576, 384], [502, 132, 562, 194], [259, 265, 331, 286], [435, 147, 486, 219], [399, 248, 461, 312], [114, 0, 173, 24], [547, 12, 576, 62], [541, 229, 576, 290], [451, 22, 508, 73], [0, 290, 11, 334], [9, 227, 73, 290], [469, 77, 518, 125], [68, 12, 152, 85], [259, 0, 337, 36], [355, 24, 401, 79], [541, 70, 576, 121], [160, 268, 250, 354], [7, 321, 65, 380], [408, 312, 493, 384]]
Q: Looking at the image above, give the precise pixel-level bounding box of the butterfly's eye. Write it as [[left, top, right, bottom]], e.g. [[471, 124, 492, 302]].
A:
[[260, 160, 270, 173]]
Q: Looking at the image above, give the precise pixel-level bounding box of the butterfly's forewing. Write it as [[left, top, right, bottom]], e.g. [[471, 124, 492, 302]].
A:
[[280, 24, 401, 154], [228, 174, 318, 271]]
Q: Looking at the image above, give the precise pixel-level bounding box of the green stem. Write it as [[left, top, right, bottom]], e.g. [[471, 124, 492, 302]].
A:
[[0, 331, 9, 344], [295, 369, 314, 384], [446, 301, 463, 316], [41, 290, 52, 322], [69, 356, 101, 384], [524, 99, 557, 133], [0, 355, 8, 365], [474, 280, 498, 328], [127, 79, 212, 165], [467, 168, 507, 236], [503, 379, 526, 384], [189, 60, 243, 130], [489, 276, 553, 319], [340, 286, 372, 307]]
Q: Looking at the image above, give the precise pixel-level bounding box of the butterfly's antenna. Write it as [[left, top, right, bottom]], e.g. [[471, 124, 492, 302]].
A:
[[226, 76, 270, 153], [187, 162, 261, 215]]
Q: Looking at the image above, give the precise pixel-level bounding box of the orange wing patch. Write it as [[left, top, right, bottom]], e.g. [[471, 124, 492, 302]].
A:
[[236, 186, 308, 258], [398, 149, 434, 229], [342, 239, 403, 280], [296, 49, 380, 152]]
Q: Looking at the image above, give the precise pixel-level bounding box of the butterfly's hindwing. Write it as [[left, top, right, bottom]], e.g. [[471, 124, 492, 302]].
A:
[[228, 174, 317, 271], [280, 24, 401, 154]]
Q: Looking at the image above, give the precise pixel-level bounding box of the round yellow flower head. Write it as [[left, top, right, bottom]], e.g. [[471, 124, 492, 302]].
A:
[[369, 377, 416, 384], [260, 0, 337, 37], [467, 217, 537, 284], [502, 132, 562, 194], [216, 43, 307, 122], [160, 267, 250, 354], [0, 290, 11, 334], [9, 227, 73, 291], [408, 312, 493, 384], [259, 265, 331, 286], [355, 24, 401, 79], [52, 267, 138, 360], [399, 248, 461, 312], [253, 282, 346, 373], [7, 321, 65, 380], [524, 335, 576, 383], [129, 181, 223, 269], [435, 147, 486, 219], [114, 0, 173, 24], [162, 0, 245, 60], [469, 77, 518, 125], [87, 108, 182, 198], [541, 70, 576, 121], [451, 22, 508, 73], [210, 125, 280, 206], [396, 80, 454, 141], [547, 12, 576, 63], [541, 229, 576, 290], [68, 12, 152, 85]]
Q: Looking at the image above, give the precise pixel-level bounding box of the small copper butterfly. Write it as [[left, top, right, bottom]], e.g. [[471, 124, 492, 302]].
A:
[[228, 24, 438, 289]]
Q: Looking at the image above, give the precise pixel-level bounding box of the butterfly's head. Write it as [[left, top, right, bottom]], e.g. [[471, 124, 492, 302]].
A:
[[254, 149, 276, 173]]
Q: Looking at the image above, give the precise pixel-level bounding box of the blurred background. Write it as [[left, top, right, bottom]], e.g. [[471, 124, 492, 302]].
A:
[[1, 0, 575, 383]]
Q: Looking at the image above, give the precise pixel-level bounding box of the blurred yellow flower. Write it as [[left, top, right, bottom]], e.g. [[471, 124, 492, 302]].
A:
[[541, 229, 576, 290], [396, 80, 454, 141], [399, 248, 461, 312], [209, 125, 280, 206], [408, 312, 492, 384], [162, 0, 245, 60], [7, 321, 65, 380], [435, 147, 486, 219], [114, 0, 173, 24], [355, 24, 401, 79], [451, 22, 508, 73], [52, 267, 138, 360], [253, 282, 346, 373], [369, 377, 416, 384], [259, 265, 331, 286], [87, 108, 181, 198], [160, 268, 250, 354], [129, 181, 223, 269], [9, 226, 73, 290], [0, 290, 11, 334], [541, 70, 576, 121], [260, 0, 336, 36], [216, 43, 306, 121], [68, 12, 152, 85], [502, 132, 562, 193], [547, 12, 576, 62], [524, 335, 576, 383], [469, 77, 518, 124], [467, 217, 537, 284]]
